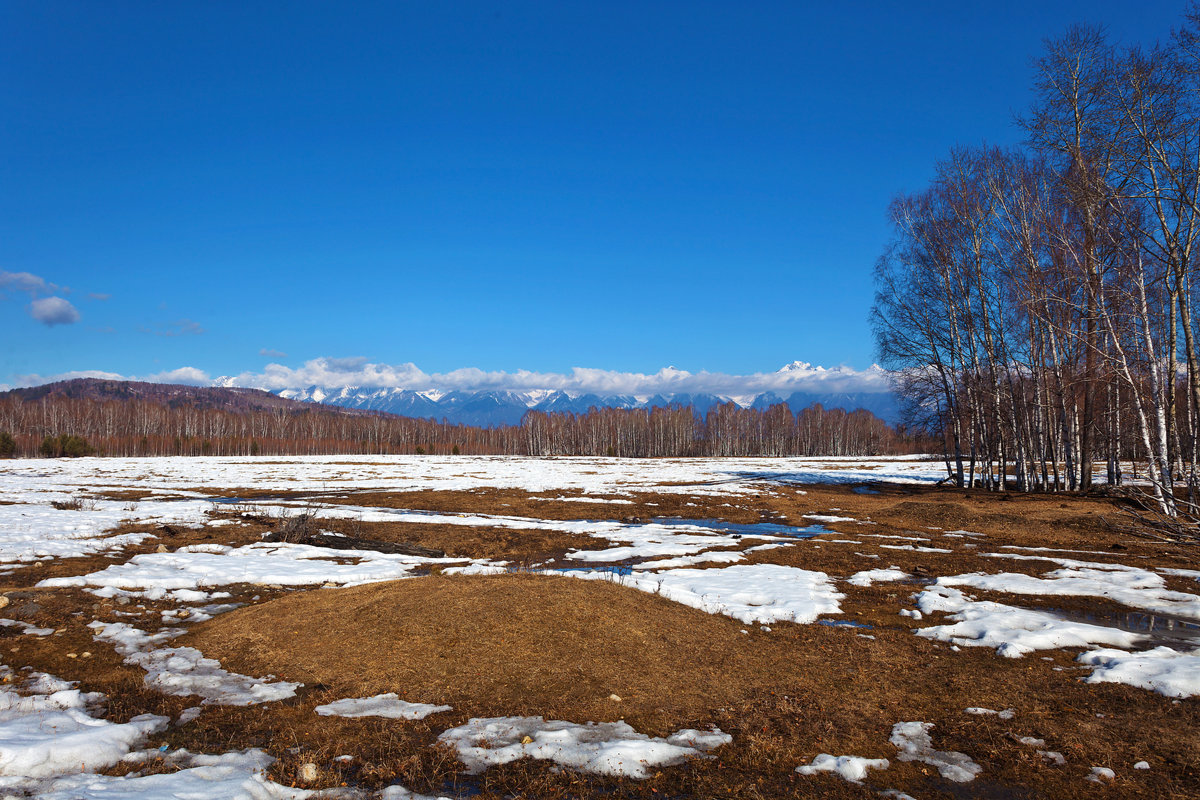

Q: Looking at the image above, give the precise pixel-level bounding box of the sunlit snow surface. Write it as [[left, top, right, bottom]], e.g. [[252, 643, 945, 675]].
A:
[[570, 563, 844, 625], [0, 454, 946, 499]]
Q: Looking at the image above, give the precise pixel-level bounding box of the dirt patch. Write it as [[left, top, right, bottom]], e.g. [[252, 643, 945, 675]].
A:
[[176, 569, 1200, 799], [187, 573, 774, 733]]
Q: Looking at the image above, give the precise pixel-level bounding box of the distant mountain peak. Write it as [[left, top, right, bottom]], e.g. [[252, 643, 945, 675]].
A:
[[778, 360, 822, 373], [260, 383, 899, 427]]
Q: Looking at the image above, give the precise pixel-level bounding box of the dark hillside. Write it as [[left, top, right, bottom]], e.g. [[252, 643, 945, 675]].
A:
[[2, 379, 385, 417]]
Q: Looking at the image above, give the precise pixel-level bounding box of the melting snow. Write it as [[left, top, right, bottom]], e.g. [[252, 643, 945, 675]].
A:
[[569, 563, 843, 625], [795, 753, 890, 782], [846, 567, 909, 587], [941, 556, 1200, 621], [0, 670, 166, 781], [437, 716, 730, 778], [314, 693, 451, 720], [31, 749, 310, 799], [1077, 646, 1200, 698], [889, 721, 981, 782], [915, 585, 1145, 657], [89, 622, 300, 705], [40, 541, 468, 595]]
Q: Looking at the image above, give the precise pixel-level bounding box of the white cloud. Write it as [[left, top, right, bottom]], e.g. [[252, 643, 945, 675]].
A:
[[216, 357, 890, 397], [28, 297, 81, 326], [12, 367, 210, 388], [259, 348, 287, 358], [7, 359, 890, 399], [0, 271, 48, 294], [144, 367, 210, 385]]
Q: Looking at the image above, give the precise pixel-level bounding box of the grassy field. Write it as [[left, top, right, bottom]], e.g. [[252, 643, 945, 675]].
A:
[[0, 456, 1196, 798]]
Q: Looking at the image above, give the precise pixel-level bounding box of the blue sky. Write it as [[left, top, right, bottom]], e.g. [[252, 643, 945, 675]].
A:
[[0, 1, 1187, 392]]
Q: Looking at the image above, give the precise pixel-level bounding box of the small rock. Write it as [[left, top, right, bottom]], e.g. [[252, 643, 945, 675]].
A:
[[81, 652, 92, 658], [322, 582, 339, 589], [608, 694, 622, 702], [0, 596, 9, 610], [298, 763, 319, 783], [1134, 761, 1150, 770], [32, 562, 44, 569], [176, 609, 191, 619], [156, 544, 169, 554], [66, 653, 77, 659], [520, 735, 534, 745]]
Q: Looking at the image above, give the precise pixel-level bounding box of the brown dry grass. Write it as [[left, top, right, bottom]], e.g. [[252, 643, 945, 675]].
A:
[[183, 568, 1200, 799], [3, 482, 1199, 798]]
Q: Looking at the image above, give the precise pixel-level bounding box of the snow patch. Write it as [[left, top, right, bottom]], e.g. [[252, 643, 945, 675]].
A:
[[314, 693, 451, 720], [846, 567, 908, 587], [795, 753, 890, 782], [89, 622, 300, 705], [437, 717, 730, 778], [914, 585, 1144, 657], [568, 563, 843, 625], [1077, 646, 1200, 698], [890, 721, 981, 782]]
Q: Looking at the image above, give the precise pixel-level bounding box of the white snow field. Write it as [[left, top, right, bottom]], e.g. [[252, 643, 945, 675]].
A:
[[0, 454, 1195, 797]]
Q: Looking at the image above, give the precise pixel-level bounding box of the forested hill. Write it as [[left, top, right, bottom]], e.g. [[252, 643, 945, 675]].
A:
[[1, 378, 384, 416], [0, 379, 919, 458]]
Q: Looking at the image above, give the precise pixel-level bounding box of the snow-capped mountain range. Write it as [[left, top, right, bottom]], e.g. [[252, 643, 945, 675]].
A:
[[207, 360, 899, 427], [273, 386, 898, 428]]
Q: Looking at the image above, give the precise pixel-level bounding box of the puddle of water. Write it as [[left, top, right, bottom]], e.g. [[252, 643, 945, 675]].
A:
[[209, 495, 294, 505], [1045, 607, 1200, 648], [817, 619, 874, 630], [651, 517, 829, 539], [551, 565, 634, 577]]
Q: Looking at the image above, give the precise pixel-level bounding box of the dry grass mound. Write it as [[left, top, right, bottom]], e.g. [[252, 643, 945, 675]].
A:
[[185, 573, 794, 732]]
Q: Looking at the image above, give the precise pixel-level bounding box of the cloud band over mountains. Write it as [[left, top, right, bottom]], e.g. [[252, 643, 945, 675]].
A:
[[11, 357, 892, 398]]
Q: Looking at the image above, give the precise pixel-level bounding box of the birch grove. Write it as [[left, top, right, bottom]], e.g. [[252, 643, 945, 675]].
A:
[[873, 10, 1200, 515]]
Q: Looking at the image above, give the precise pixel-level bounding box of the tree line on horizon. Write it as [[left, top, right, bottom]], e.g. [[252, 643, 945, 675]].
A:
[[873, 6, 1200, 516], [0, 391, 924, 459]]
